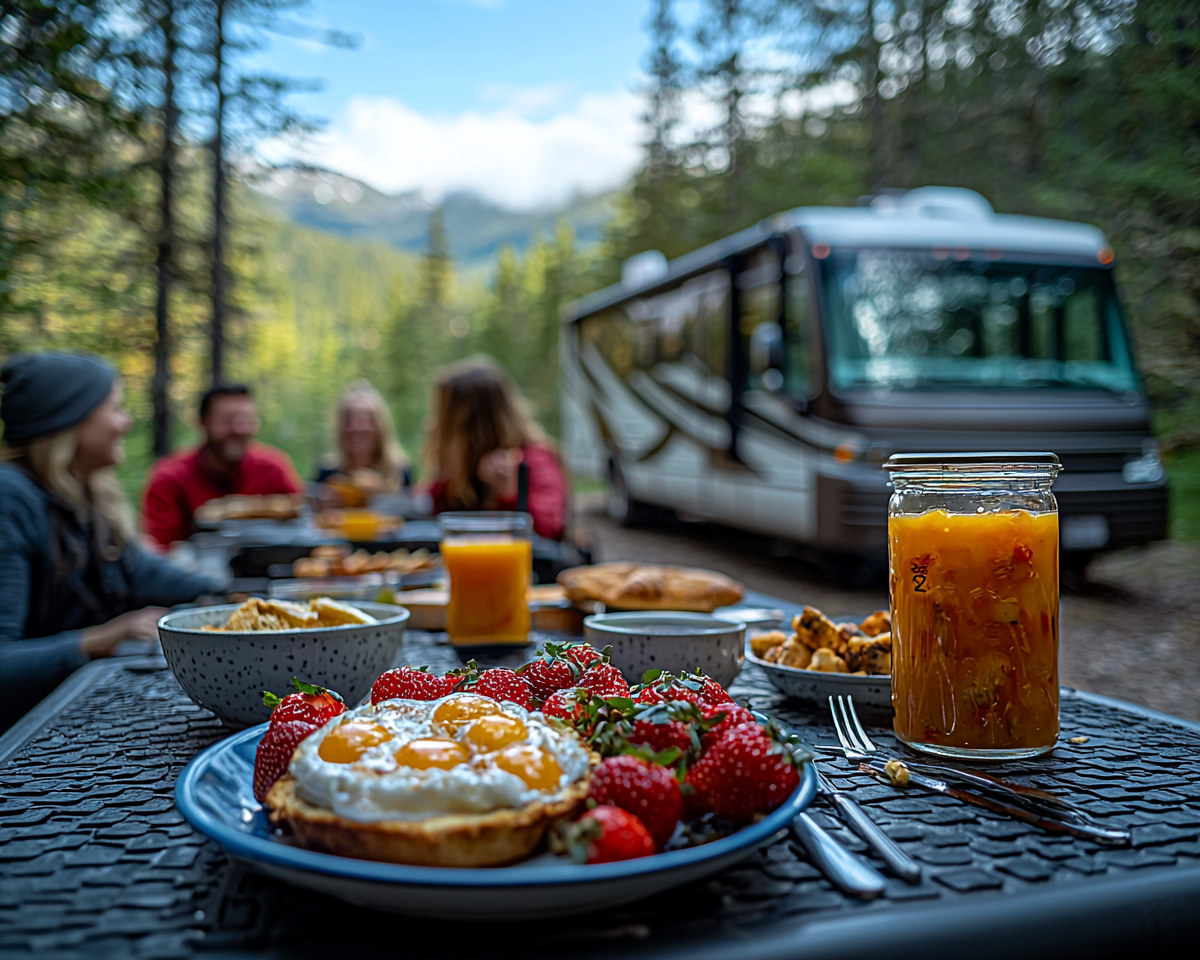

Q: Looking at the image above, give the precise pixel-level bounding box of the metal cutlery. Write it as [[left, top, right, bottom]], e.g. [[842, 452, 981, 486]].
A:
[[812, 764, 922, 883], [827, 696, 1088, 817], [791, 811, 887, 898], [829, 695, 1131, 847]]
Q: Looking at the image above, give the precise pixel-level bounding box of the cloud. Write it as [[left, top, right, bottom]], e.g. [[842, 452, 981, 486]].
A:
[[283, 87, 643, 210]]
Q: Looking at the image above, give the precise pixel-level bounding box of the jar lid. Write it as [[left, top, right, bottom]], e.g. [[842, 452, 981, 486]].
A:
[[883, 452, 1061, 481], [883, 452, 1061, 471]]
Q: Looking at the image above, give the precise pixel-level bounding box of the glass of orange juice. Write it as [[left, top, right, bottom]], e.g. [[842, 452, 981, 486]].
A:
[[439, 512, 533, 646], [883, 453, 1062, 760]]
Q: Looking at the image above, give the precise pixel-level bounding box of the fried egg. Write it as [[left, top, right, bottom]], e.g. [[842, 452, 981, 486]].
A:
[[288, 693, 592, 822]]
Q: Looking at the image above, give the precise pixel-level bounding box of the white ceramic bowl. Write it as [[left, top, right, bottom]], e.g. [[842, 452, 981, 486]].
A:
[[583, 612, 745, 688], [158, 602, 409, 728]]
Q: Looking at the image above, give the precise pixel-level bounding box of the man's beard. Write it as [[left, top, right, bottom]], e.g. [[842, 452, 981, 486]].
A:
[[208, 437, 247, 466]]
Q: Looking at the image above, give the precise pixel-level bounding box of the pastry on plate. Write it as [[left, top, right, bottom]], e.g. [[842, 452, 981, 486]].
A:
[[557, 562, 744, 613], [265, 694, 594, 866]]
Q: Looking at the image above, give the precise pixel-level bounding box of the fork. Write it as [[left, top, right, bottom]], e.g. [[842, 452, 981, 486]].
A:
[[828, 697, 1087, 816], [829, 696, 1131, 846]]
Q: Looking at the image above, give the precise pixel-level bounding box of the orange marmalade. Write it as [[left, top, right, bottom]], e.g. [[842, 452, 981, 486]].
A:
[[889, 508, 1059, 756]]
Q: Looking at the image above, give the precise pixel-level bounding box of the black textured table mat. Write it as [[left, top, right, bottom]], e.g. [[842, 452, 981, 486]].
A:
[[3, 631, 1200, 959]]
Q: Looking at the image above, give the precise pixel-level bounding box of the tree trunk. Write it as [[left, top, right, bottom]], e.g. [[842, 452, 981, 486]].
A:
[[210, 0, 227, 385], [865, 1, 888, 191], [152, 0, 177, 458]]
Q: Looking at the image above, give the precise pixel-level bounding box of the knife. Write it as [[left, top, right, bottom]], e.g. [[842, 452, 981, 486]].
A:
[[812, 744, 1088, 816], [792, 811, 888, 898], [815, 768, 922, 883], [858, 761, 1131, 846]]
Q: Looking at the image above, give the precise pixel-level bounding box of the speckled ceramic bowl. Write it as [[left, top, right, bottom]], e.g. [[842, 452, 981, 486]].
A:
[[158, 602, 409, 728], [584, 612, 745, 688]]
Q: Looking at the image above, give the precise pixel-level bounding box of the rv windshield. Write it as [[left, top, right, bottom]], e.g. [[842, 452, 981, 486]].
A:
[[819, 248, 1139, 392]]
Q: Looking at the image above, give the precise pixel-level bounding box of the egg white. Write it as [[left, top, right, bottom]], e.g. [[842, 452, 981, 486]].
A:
[[288, 694, 592, 823]]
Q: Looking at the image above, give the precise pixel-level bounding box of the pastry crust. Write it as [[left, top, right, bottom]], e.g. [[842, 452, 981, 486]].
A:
[[557, 562, 744, 613], [265, 773, 591, 867]]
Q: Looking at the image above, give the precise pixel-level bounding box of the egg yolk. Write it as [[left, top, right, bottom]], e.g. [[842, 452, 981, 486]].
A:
[[318, 721, 392, 764], [432, 695, 501, 731], [395, 738, 470, 771], [465, 714, 528, 752], [494, 744, 562, 791]]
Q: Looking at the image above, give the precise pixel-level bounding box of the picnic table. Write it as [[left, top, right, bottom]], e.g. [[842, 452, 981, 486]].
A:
[[2, 591, 1199, 959]]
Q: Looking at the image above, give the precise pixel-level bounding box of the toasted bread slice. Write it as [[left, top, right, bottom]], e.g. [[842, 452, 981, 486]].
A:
[[310, 597, 376, 626], [265, 774, 589, 867]]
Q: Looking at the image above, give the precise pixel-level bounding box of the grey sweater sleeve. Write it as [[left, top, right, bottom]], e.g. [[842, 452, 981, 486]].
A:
[[0, 478, 90, 726]]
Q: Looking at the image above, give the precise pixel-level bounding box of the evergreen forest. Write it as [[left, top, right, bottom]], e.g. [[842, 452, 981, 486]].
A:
[[2, 0, 1198, 535]]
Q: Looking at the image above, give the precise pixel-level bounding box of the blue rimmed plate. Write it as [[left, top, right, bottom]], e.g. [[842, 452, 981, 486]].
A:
[[175, 725, 816, 919]]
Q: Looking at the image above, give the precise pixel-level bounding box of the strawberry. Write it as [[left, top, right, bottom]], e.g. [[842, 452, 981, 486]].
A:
[[579, 663, 630, 698], [371, 665, 457, 704], [451, 660, 534, 709], [587, 756, 683, 848], [518, 642, 582, 700], [263, 678, 345, 728], [685, 722, 800, 821], [541, 687, 590, 724], [633, 670, 731, 707], [253, 719, 318, 802], [560, 805, 656, 864], [563, 643, 605, 672], [699, 702, 757, 752], [629, 715, 693, 756]]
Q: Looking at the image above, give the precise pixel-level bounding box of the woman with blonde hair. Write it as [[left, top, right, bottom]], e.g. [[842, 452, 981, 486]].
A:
[[422, 356, 566, 540], [316, 380, 409, 503], [0, 353, 217, 730]]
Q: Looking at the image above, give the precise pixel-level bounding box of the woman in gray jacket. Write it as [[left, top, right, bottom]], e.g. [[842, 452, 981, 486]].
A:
[[0, 353, 217, 730]]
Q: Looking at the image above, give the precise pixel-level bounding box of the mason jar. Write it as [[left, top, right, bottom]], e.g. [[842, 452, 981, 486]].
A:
[[882, 453, 1062, 760]]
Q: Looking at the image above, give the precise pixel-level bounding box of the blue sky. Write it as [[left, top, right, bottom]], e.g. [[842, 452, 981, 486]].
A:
[[248, 0, 657, 209]]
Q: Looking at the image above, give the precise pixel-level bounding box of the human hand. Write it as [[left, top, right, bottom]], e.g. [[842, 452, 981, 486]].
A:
[[477, 448, 521, 499], [79, 607, 168, 659]]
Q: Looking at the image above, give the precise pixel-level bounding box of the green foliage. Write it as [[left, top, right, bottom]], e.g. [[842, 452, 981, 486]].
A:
[[602, 0, 1200, 463]]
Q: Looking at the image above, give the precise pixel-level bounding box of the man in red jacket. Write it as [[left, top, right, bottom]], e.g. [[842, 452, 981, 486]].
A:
[[142, 385, 303, 549]]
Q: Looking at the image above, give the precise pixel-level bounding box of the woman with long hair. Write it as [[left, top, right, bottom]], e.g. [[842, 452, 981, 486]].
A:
[[0, 353, 217, 729], [315, 380, 409, 503], [422, 356, 567, 540]]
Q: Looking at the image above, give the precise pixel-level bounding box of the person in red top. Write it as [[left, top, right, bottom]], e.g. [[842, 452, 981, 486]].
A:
[[422, 357, 567, 540], [141, 385, 303, 548]]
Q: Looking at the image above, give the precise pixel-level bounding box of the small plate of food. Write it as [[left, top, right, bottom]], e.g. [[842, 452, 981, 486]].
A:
[[175, 645, 815, 919], [746, 605, 892, 709]]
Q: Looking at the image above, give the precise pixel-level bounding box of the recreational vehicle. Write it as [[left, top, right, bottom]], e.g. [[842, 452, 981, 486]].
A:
[[560, 187, 1167, 568]]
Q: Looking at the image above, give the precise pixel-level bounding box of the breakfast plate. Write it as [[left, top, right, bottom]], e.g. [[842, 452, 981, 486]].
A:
[[176, 725, 816, 919], [747, 651, 892, 709]]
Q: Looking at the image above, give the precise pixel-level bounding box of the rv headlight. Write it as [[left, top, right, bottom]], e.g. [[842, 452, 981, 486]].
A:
[[1122, 441, 1165, 484]]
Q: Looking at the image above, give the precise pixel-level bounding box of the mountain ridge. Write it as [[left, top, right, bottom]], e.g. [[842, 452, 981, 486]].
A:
[[252, 169, 616, 267]]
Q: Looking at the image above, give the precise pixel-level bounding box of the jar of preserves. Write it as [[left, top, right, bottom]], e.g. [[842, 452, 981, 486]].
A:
[[882, 453, 1062, 760]]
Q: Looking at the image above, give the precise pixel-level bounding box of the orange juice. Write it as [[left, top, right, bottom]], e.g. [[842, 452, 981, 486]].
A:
[[442, 536, 532, 644], [890, 508, 1059, 754], [341, 509, 382, 542]]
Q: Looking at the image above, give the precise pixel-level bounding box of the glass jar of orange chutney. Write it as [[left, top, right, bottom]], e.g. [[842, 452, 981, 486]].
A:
[[882, 453, 1062, 760]]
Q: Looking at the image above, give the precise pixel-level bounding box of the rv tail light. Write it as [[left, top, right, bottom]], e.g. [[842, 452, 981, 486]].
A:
[[1098, 246, 1115, 265], [833, 443, 856, 464]]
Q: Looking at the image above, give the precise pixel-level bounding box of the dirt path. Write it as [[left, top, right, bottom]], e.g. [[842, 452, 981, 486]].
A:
[[574, 496, 1200, 721]]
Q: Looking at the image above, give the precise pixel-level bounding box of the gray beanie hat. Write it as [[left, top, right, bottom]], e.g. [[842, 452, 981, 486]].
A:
[[1, 352, 116, 445]]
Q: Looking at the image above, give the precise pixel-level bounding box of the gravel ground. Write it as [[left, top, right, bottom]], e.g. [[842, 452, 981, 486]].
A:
[[574, 495, 1200, 722]]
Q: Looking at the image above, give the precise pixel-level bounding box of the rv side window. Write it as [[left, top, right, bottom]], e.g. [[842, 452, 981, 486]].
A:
[[785, 262, 819, 399]]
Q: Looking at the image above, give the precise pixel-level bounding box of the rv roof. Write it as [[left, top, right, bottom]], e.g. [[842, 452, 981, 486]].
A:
[[775, 186, 1108, 256], [565, 188, 1110, 322]]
